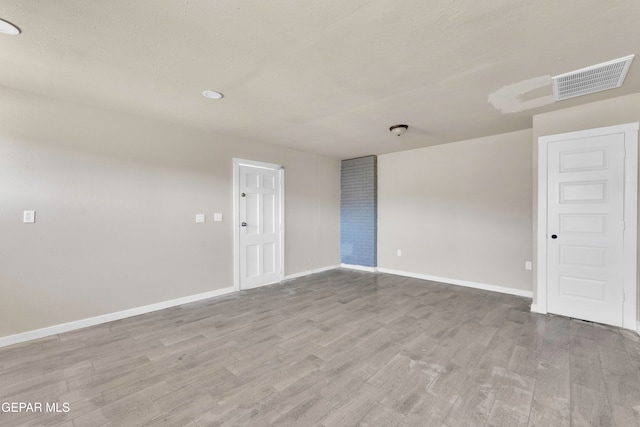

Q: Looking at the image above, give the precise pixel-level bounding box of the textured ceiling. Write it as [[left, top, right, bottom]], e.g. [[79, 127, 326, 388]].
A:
[[0, 1, 639, 159]]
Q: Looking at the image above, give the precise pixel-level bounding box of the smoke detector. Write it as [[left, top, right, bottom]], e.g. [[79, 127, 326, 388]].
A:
[[552, 55, 635, 101], [202, 90, 224, 99], [0, 18, 20, 35]]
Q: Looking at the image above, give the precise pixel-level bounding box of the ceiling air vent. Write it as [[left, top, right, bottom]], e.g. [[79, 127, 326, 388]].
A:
[[552, 54, 635, 101]]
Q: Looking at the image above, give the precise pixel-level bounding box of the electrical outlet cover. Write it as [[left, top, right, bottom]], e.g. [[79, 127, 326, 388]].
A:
[[23, 210, 35, 223]]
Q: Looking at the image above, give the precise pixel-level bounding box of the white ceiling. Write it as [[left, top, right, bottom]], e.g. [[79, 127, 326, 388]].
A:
[[1, 1, 639, 159]]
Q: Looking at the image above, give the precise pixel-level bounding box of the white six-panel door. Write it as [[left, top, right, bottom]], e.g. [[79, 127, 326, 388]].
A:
[[547, 133, 625, 326], [234, 160, 284, 290], [537, 123, 638, 330]]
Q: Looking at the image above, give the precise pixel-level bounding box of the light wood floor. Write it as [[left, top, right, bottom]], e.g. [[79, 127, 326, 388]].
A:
[[1, 269, 640, 426]]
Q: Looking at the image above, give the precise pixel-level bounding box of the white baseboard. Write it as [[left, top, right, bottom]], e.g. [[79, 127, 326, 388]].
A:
[[284, 264, 340, 281], [533, 307, 638, 334], [340, 263, 378, 273], [0, 267, 539, 347], [1, 265, 344, 348], [0, 286, 235, 348], [376, 267, 533, 298]]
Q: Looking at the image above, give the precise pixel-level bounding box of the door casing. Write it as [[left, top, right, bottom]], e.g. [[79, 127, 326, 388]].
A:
[[535, 122, 638, 330], [233, 158, 285, 291]]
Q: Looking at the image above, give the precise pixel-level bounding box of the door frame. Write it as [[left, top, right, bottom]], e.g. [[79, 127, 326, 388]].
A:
[[232, 158, 285, 291], [536, 122, 638, 330]]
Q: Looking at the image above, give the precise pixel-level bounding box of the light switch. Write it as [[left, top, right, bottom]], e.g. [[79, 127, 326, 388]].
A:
[[213, 213, 223, 222], [195, 213, 205, 223], [525, 261, 532, 271], [23, 210, 35, 223]]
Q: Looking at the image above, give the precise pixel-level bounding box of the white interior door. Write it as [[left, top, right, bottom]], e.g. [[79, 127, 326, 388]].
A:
[[235, 161, 283, 290], [537, 123, 638, 329], [547, 134, 624, 326]]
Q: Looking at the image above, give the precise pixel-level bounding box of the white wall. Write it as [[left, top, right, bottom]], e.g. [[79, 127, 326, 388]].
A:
[[378, 129, 533, 293], [5, 83, 638, 341], [0, 87, 340, 338]]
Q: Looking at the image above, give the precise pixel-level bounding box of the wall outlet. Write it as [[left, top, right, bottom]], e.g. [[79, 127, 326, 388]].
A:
[[397, 249, 402, 256], [23, 210, 35, 223], [525, 261, 532, 271]]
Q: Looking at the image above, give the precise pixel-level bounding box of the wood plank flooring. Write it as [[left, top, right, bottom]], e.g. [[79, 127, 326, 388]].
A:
[[1, 269, 640, 426]]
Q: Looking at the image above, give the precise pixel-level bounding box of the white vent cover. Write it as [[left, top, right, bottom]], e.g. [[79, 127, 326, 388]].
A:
[[552, 54, 635, 101]]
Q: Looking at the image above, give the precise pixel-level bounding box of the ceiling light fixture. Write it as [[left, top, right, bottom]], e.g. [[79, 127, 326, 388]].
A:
[[0, 18, 20, 35], [389, 124, 408, 136], [202, 90, 224, 100]]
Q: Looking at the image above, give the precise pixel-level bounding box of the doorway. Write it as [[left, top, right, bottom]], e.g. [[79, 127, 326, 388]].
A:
[[536, 122, 638, 329], [233, 159, 284, 291]]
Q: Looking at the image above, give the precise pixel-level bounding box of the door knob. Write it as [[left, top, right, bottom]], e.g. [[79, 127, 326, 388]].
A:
[[241, 222, 247, 227], [551, 234, 557, 239]]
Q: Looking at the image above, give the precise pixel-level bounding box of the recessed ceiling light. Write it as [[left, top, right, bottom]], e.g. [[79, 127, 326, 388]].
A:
[[202, 90, 224, 100], [0, 18, 20, 35]]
